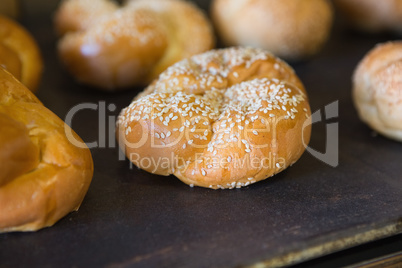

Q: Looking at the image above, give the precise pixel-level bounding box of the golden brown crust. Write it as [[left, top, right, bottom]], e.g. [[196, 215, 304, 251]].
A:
[[211, 0, 333, 61], [0, 15, 43, 92], [0, 0, 20, 18], [0, 68, 93, 232], [334, 0, 402, 34], [55, 0, 215, 90], [117, 47, 311, 189], [353, 41, 402, 141]]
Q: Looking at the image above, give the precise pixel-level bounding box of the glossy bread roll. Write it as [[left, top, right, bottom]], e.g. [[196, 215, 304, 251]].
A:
[[0, 15, 43, 92], [334, 0, 402, 34], [117, 47, 311, 189], [353, 42, 402, 141], [211, 0, 333, 61], [54, 0, 215, 90], [0, 67, 93, 232]]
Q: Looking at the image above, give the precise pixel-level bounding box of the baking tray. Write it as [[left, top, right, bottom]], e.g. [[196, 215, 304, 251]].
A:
[[1, 1, 402, 267]]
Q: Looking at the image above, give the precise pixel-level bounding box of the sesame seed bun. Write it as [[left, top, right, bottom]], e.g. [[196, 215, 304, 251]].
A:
[[211, 0, 333, 61], [353, 41, 402, 141], [0, 67, 93, 232], [54, 0, 215, 90], [117, 47, 311, 189]]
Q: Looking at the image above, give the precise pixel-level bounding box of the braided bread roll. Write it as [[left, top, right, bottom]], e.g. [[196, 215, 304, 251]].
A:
[[0, 68, 93, 232], [0, 15, 43, 92], [353, 42, 402, 141], [117, 47, 311, 189], [54, 0, 215, 90]]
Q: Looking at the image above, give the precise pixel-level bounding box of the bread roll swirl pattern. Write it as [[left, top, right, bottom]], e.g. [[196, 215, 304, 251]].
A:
[[117, 47, 311, 189], [54, 0, 215, 90]]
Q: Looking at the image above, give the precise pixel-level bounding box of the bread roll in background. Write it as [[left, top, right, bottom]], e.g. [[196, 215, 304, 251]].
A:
[[334, 0, 402, 34], [0, 15, 43, 92], [353, 42, 402, 142], [211, 0, 334, 61], [0, 67, 94, 232], [54, 0, 215, 91]]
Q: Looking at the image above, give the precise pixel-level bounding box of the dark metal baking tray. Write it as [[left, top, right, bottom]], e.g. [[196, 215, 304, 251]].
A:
[[1, 1, 402, 267]]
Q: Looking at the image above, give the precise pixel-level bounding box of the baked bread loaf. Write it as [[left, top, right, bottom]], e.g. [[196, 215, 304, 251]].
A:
[[211, 0, 333, 61], [0, 67, 93, 232], [334, 0, 402, 34], [54, 0, 215, 90], [117, 47, 311, 189], [0, 15, 43, 92], [353, 42, 402, 142]]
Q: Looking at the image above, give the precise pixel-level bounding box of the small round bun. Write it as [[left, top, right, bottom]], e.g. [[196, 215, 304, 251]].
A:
[[0, 67, 93, 232], [334, 0, 402, 34], [0, 15, 43, 92], [211, 0, 333, 61], [54, 0, 215, 90], [353, 41, 402, 141], [117, 47, 311, 189]]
